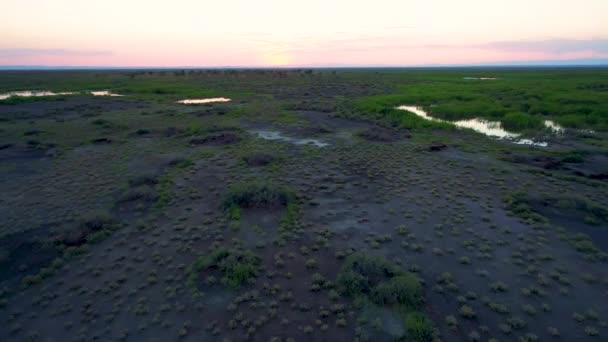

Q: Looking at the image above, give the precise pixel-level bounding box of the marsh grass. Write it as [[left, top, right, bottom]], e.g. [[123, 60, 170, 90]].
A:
[[187, 248, 260, 290], [222, 182, 296, 210], [506, 192, 608, 226], [337, 253, 432, 341], [353, 73, 608, 131]]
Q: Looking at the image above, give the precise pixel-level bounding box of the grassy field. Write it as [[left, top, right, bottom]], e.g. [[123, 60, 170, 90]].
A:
[[0, 68, 607, 341]]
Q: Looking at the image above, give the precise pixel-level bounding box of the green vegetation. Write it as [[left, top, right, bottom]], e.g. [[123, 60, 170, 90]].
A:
[[501, 112, 544, 132], [52, 211, 118, 247], [504, 192, 548, 224], [506, 192, 608, 226], [351, 96, 452, 130], [187, 248, 261, 290], [353, 69, 608, 132], [1, 68, 607, 342], [403, 312, 435, 342], [0, 94, 80, 105], [337, 253, 433, 341], [222, 182, 296, 210]]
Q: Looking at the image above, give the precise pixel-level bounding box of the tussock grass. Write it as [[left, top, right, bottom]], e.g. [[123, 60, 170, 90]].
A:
[[337, 253, 433, 341], [187, 248, 260, 290], [222, 182, 295, 210]]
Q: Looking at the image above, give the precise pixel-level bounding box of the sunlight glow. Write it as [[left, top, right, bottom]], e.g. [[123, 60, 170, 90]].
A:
[[1, 0, 607, 67]]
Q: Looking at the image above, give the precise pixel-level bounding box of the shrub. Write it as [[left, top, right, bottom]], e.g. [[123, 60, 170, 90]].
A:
[[372, 274, 423, 308], [188, 248, 260, 290], [223, 182, 295, 210], [227, 204, 241, 221], [404, 312, 434, 342], [337, 253, 402, 297]]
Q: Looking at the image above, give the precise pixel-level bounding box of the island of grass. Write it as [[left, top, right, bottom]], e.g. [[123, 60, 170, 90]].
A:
[[338, 253, 434, 341], [188, 247, 261, 291]]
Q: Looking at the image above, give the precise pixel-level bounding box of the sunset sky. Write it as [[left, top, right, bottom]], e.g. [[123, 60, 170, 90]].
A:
[[1, 0, 607, 67]]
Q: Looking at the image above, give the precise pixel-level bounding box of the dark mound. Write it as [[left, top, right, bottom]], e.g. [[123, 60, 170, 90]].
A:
[[243, 152, 275, 166], [51, 212, 118, 247], [505, 152, 608, 180], [505, 154, 563, 170], [189, 132, 241, 146], [428, 144, 448, 152], [91, 137, 112, 144], [223, 182, 295, 210]]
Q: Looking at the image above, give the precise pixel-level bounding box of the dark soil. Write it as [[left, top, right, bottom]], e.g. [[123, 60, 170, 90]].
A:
[[0, 71, 607, 342], [0, 97, 147, 120], [358, 126, 410, 142], [189, 132, 241, 146]]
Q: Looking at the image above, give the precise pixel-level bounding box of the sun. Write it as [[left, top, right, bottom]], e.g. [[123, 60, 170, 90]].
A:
[[266, 53, 291, 67]]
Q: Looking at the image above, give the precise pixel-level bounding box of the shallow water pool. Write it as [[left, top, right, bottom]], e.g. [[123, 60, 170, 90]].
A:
[[397, 105, 563, 147], [177, 97, 231, 104], [250, 130, 329, 148]]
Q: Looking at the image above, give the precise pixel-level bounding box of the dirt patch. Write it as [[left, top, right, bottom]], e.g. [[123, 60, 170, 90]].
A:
[[358, 126, 409, 142], [504, 154, 563, 169], [189, 132, 241, 146], [567, 154, 608, 180], [188, 106, 229, 116], [296, 124, 335, 136], [0, 97, 148, 120], [163, 127, 183, 137], [298, 111, 372, 130], [504, 152, 608, 180], [243, 152, 276, 166], [0, 227, 59, 291], [51, 213, 118, 247], [0, 145, 48, 161]]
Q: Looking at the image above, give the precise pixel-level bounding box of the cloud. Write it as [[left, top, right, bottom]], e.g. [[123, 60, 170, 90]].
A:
[[0, 48, 112, 58], [475, 39, 608, 54]]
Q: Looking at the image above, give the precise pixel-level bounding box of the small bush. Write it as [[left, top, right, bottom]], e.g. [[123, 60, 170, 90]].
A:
[[404, 312, 434, 342], [337, 253, 425, 322], [223, 182, 295, 210], [52, 211, 117, 246], [188, 248, 261, 290], [372, 274, 423, 308], [227, 204, 241, 221], [337, 253, 402, 297]]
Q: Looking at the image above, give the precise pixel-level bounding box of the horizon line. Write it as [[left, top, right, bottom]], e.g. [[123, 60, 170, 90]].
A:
[[2, 64, 608, 71]]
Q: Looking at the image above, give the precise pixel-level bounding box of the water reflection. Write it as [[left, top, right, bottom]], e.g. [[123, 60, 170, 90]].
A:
[[177, 97, 231, 104], [0, 90, 78, 100], [544, 120, 564, 133], [250, 130, 329, 148], [451, 118, 519, 139], [90, 90, 123, 97], [397, 105, 558, 147]]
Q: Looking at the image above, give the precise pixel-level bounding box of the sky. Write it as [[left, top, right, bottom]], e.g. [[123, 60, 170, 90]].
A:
[[1, 0, 607, 67]]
